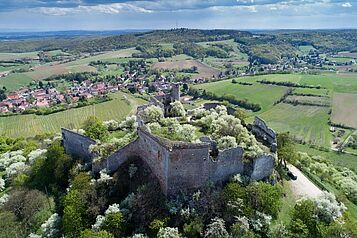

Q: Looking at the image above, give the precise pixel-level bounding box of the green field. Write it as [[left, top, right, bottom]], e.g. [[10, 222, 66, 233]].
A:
[[193, 78, 287, 112], [0, 73, 34, 91], [194, 73, 357, 147], [0, 92, 146, 138], [260, 103, 332, 146], [0, 51, 39, 61]]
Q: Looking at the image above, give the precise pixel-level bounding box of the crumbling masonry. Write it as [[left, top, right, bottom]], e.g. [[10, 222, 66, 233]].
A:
[[62, 88, 277, 196]]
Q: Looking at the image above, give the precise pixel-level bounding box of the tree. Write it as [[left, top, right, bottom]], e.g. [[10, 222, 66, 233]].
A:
[[277, 132, 297, 168], [0, 211, 26, 238], [169, 101, 186, 117], [183, 218, 203, 238], [29, 141, 74, 192], [157, 227, 181, 238], [62, 190, 89, 238], [80, 230, 114, 238], [289, 219, 309, 238], [204, 217, 229, 238], [142, 105, 164, 123], [83, 116, 109, 141], [290, 199, 319, 238], [245, 182, 282, 219], [234, 108, 248, 125], [101, 212, 125, 237]]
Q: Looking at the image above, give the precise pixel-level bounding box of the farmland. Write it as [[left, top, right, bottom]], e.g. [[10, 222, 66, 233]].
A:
[[0, 92, 146, 138], [194, 73, 357, 147], [0, 48, 140, 90], [152, 59, 221, 79], [331, 93, 357, 128]]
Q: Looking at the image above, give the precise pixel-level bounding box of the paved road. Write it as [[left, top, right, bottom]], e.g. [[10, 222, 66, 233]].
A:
[[287, 165, 323, 199]]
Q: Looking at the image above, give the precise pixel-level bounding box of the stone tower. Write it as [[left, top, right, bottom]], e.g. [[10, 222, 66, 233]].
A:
[[171, 84, 180, 101]]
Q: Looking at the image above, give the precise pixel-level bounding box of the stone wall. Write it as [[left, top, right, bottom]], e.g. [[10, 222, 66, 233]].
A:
[[61, 128, 95, 162], [209, 147, 245, 183], [250, 116, 277, 151], [250, 154, 276, 181], [63, 127, 275, 196]]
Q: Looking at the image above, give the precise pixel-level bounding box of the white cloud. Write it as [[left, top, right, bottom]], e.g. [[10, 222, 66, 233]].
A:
[[341, 2, 352, 8], [35, 3, 152, 15]]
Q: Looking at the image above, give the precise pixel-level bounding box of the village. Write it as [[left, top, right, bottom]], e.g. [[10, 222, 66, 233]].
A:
[[0, 80, 120, 114]]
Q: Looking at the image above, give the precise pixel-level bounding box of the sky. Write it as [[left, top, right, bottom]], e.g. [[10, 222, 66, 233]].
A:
[[0, 0, 356, 31]]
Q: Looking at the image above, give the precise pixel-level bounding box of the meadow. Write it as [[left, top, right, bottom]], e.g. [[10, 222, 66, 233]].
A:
[[331, 93, 357, 128], [0, 48, 139, 90], [194, 73, 357, 147], [0, 92, 146, 138]]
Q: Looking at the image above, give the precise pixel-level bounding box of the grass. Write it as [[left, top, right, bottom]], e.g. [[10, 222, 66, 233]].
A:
[[0, 92, 146, 138], [331, 93, 357, 128], [0, 73, 34, 91], [0, 51, 39, 61], [274, 182, 295, 225], [193, 78, 287, 112], [65, 48, 139, 66], [260, 103, 332, 147], [296, 144, 357, 170], [194, 73, 357, 147], [298, 45, 316, 54]]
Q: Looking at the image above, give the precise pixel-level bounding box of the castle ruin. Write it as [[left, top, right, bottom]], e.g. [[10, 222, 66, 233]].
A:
[[62, 86, 277, 196]]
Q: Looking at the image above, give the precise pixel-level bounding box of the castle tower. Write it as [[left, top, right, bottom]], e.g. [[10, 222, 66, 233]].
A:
[[171, 84, 180, 101]]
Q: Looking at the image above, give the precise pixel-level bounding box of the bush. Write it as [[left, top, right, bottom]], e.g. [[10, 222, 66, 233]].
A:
[[83, 116, 109, 141]]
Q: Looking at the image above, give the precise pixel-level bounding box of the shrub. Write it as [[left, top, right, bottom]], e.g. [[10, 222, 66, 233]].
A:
[[141, 105, 164, 123], [157, 227, 182, 238], [83, 116, 109, 141], [170, 101, 186, 117], [204, 217, 229, 238]]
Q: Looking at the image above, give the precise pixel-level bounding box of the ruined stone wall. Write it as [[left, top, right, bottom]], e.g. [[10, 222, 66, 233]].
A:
[[250, 154, 276, 181], [250, 117, 277, 151], [167, 143, 211, 194], [209, 147, 245, 183], [63, 127, 275, 196], [61, 128, 95, 162]]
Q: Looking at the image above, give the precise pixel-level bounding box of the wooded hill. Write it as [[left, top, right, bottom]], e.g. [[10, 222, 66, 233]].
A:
[[1, 29, 356, 64]]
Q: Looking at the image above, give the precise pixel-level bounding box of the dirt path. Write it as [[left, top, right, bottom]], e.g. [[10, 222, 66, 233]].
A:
[[287, 165, 323, 199]]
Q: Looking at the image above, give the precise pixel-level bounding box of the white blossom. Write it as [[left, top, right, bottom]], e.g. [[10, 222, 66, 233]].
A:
[[92, 215, 105, 230], [0, 177, 5, 191], [314, 192, 346, 223], [5, 161, 29, 178], [0, 193, 9, 207], [28, 149, 47, 165], [41, 213, 61, 238], [157, 227, 181, 238], [204, 217, 229, 238], [105, 203, 121, 215], [97, 169, 113, 184]]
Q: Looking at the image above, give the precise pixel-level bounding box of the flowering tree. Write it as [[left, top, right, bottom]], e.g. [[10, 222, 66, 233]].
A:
[[204, 217, 229, 238], [157, 227, 182, 238], [142, 105, 164, 123], [170, 101, 186, 117]]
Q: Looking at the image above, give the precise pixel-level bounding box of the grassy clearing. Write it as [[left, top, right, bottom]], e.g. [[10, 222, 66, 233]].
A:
[[331, 93, 357, 128], [274, 182, 295, 225], [0, 92, 146, 138], [0, 51, 39, 61], [296, 144, 357, 170], [193, 78, 287, 112], [259, 103, 332, 147], [298, 45, 316, 54], [153, 59, 221, 79], [65, 48, 139, 66], [0, 73, 34, 91]]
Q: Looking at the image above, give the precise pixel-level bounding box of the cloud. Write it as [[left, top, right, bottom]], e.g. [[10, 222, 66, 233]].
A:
[[341, 2, 352, 8], [35, 2, 152, 15]]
